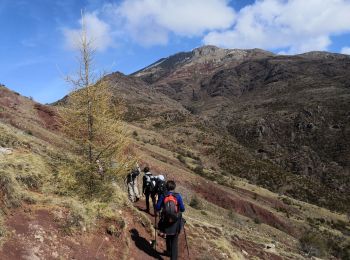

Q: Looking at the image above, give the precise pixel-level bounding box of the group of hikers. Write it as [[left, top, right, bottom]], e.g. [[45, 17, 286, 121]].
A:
[[125, 165, 186, 260]]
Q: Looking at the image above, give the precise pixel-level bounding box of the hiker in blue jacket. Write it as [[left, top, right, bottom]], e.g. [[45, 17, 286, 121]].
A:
[[156, 180, 185, 260]]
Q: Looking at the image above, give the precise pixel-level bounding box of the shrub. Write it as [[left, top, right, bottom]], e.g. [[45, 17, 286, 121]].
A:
[[299, 230, 329, 257], [253, 217, 261, 224], [0, 170, 21, 207], [132, 130, 138, 137], [189, 196, 202, 210], [193, 166, 204, 175], [25, 130, 33, 136], [153, 122, 164, 129], [330, 220, 349, 235], [282, 197, 293, 205], [106, 220, 125, 238], [200, 210, 208, 216], [177, 154, 186, 164]]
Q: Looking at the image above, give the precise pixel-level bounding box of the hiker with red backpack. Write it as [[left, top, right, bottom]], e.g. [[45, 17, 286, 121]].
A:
[[156, 180, 185, 260]]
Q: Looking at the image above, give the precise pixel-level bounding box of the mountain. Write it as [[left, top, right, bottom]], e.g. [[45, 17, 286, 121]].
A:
[[109, 46, 350, 213], [1, 46, 350, 259]]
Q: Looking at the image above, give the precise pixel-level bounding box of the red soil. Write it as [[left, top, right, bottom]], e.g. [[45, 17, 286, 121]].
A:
[[0, 205, 126, 259], [34, 103, 60, 131], [191, 181, 295, 236]]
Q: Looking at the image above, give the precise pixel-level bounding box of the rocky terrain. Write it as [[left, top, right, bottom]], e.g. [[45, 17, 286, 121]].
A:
[[109, 45, 350, 213], [0, 45, 350, 259]]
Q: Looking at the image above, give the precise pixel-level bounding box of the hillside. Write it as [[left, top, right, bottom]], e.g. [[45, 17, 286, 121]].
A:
[[0, 44, 350, 260], [108, 46, 350, 213]]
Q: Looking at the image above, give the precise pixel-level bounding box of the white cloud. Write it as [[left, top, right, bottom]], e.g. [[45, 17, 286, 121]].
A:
[[103, 0, 236, 46], [203, 0, 350, 54], [116, 0, 235, 43], [62, 0, 350, 53], [63, 12, 112, 51], [341, 46, 350, 55]]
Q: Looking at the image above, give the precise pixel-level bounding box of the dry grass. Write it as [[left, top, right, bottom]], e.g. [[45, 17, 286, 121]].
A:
[[0, 121, 136, 244]]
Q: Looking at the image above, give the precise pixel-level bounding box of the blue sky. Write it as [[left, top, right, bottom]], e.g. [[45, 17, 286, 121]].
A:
[[1, 0, 350, 103]]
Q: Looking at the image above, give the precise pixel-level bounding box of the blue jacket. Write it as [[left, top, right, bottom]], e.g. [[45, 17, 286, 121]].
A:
[[156, 191, 185, 212]]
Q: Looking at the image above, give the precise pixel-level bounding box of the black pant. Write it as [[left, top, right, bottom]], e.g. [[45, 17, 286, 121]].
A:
[[166, 234, 179, 260], [145, 191, 156, 212]]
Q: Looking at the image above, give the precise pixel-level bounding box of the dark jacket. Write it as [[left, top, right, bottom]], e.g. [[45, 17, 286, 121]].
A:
[[126, 168, 140, 183], [142, 172, 153, 194]]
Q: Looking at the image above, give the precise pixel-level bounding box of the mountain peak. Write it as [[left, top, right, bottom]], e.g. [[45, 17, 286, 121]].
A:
[[132, 46, 277, 83]]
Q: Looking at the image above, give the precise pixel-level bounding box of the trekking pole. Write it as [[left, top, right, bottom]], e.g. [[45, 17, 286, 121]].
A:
[[183, 222, 190, 259], [154, 212, 157, 251]]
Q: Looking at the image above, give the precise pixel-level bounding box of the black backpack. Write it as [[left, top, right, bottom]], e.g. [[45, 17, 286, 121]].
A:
[[156, 179, 167, 196], [144, 174, 156, 192], [163, 193, 179, 224], [127, 169, 139, 183]]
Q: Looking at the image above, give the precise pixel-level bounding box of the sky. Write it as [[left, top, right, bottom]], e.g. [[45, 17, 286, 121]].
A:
[[1, 0, 350, 103]]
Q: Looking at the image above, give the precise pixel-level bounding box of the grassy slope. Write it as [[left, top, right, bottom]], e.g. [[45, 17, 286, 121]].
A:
[[128, 123, 350, 259]]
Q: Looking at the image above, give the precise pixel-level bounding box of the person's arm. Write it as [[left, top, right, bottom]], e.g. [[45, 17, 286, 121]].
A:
[[177, 194, 185, 212], [142, 175, 146, 194], [136, 163, 141, 173], [156, 194, 164, 212]]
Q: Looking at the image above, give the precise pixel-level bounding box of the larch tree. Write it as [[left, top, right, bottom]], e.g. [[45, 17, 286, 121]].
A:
[[59, 12, 130, 197]]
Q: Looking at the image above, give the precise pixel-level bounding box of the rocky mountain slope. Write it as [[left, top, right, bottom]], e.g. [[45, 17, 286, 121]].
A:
[[106, 46, 350, 213]]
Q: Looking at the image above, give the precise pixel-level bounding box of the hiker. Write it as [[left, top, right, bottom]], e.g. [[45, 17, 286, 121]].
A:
[[142, 167, 156, 213], [153, 174, 167, 198], [126, 167, 141, 202], [156, 180, 185, 260]]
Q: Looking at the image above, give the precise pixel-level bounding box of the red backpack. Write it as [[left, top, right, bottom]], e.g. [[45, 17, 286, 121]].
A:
[[163, 193, 179, 223]]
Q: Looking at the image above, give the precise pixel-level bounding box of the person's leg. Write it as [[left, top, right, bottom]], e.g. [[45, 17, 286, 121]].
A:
[[145, 191, 150, 212], [127, 182, 135, 202], [166, 235, 172, 256], [133, 181, 140, 199], [170, 234, 179, 260], [151, 193, 156, 213]]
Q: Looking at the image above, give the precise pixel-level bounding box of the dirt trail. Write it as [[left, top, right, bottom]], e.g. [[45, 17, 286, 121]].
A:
[[0, 205, 126, 259], [0, 201, 185, 260]]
